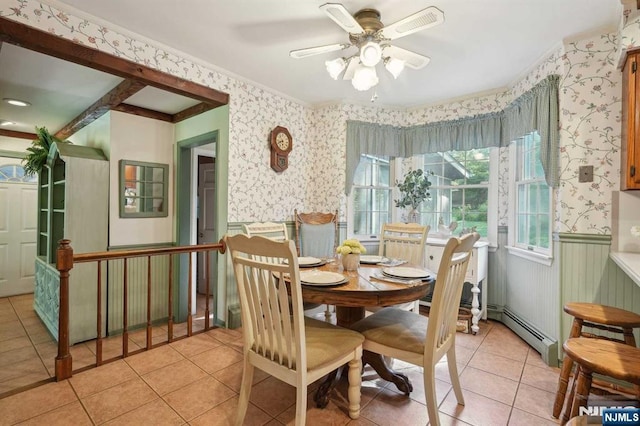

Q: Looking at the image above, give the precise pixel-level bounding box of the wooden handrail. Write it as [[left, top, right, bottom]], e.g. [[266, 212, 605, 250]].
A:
[[55, 238, 227, 381], [72, 242, 226, 263]]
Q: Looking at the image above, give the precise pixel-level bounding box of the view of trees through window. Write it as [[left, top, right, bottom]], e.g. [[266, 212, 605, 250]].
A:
[[351, 149, 493, 240], [420, 148, 491, 237], [352, 155, 391, 237]]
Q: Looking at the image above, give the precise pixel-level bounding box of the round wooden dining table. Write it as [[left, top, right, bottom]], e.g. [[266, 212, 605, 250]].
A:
[[299, 260, 434, 407]]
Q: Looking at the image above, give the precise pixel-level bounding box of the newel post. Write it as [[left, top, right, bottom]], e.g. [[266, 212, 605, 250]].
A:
[[55, 239, 73, 381]]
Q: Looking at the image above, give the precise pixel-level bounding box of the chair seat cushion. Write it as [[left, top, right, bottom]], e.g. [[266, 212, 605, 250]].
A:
[[351, 307, 427, 355], [304, 317, 364, 371]]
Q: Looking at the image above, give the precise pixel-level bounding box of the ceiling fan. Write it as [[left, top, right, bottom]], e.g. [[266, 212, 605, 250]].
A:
[[290, 3, 444, 91]]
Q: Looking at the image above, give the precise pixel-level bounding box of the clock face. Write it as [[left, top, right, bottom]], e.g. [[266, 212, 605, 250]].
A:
[[276, 132, 290, 151]]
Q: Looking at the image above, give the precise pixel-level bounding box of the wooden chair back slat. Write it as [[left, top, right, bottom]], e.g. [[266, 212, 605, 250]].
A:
[[379, 222, 430, 266]]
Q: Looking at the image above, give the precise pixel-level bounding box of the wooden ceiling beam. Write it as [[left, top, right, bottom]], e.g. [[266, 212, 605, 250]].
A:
[[0, 17, 229, 107], [172, 102, 216, 123], [0, 128, 37, 140], [112, 103, 173, 122], [55, 79, 146, 140]]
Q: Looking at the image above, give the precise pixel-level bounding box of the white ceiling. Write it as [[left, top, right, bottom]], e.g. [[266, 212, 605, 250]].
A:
[[0, 0, 623, 136], [51, 0, 621, 107]]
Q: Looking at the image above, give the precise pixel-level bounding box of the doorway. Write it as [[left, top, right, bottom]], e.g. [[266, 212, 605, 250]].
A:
[[176, 133, 218, 324], [196, 153, 215, 295]]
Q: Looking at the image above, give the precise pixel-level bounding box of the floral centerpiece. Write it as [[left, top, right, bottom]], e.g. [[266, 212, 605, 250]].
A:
[[336, 239, 366, 271]]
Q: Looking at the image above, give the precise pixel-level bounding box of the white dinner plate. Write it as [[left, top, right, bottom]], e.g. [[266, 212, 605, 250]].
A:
[[299, 270, 347, 286], [359, 255, 388, 264], [298, 256, 323, 266], [382, 267, 430, 279], [283, 257, 324, 267]]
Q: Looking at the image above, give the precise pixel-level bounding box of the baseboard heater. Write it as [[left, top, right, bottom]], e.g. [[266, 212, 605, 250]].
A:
[[502, 307, 558, 367]]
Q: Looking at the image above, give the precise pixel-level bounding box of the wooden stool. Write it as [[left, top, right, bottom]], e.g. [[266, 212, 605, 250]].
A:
[[553, 303, 640, 419], [565, 415, 600, 426], [561, 338, 640, 425]]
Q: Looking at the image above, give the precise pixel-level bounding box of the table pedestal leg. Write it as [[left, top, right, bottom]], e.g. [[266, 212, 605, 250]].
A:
[[313, 305, 415, 407], [363, 350, 413, 395], [314, 368, 342, 408]]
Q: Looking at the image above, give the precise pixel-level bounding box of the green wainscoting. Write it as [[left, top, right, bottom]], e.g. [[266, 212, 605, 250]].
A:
[[105, 243, 173, 335], [558, 233, 640, 358]]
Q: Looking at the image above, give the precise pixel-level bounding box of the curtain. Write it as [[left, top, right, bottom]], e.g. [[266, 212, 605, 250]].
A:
[[345, 74, 560, 194]]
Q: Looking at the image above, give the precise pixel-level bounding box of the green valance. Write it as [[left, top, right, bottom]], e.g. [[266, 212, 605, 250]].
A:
[[345, 74, 560, 194]]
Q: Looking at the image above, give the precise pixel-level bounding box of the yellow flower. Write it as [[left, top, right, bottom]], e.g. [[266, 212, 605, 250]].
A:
[[336, 239, 366, 255]]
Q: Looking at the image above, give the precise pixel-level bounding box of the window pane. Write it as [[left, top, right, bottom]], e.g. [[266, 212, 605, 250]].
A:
[[352, 154, 391, 237], [517, 214, 528, 245], [518, 185, 527, 212], [421, 149, 492, 238], [528, 183, 539, 214], [514, 131, 551, 253]]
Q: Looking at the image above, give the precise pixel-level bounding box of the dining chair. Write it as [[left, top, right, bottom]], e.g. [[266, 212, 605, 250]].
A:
[[243, 221, 321, 312], [294, 209, 339, 321], [378, 222, 430, 312], [225, 234, 364, 426], [352, 232, 480, 426], [243, 221, 289, 241], [294, 209, 338, 258]]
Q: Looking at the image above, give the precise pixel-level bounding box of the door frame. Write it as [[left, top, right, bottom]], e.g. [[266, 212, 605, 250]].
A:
[[175, 130, 228, 325], [193, 149, 214, 294]]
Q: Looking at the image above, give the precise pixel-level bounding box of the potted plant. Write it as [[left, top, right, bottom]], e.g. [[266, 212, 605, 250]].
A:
[[22, 127, 67, 176], [394, 169, 432, 223], [336, 239, 367, 271]]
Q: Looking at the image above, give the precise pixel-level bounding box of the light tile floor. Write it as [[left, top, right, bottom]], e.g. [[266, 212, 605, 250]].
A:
[[0, 295, 565, 425]]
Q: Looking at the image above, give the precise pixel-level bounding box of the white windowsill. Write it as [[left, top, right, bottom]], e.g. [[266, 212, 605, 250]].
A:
[[506, 245, 553, 266]]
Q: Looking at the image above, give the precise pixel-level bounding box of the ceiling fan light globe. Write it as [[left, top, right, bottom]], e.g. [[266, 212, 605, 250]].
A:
[[384, 57, 405, 79], [359, 41, 382, 67], [325, 57, 346, 80], [352, 66, 378, 91]]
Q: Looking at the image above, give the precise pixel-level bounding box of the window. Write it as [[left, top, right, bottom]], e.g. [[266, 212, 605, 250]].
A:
[[512, 132, 551, 255], [0, 163, 37, 183], [350, 155, 391, 239], [420, 148, 493, 240], [119, 160, 169, 218]]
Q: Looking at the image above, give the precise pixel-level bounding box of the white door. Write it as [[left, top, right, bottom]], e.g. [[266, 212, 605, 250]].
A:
[[197, 161, 216, 293], [0, 159, 37, 297]]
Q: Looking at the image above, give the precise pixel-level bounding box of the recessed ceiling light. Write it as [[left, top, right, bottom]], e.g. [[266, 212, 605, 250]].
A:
[[3, 98, 31, 107], [0, 120, 15, 126]]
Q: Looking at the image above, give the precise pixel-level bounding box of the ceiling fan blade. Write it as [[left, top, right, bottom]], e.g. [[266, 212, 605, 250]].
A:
[[290, 43, 349, 59], [320, 3, 365, 35], [379, 6, 444, 40], [383, 45, 430, 69], [342, 56, 359, 80]]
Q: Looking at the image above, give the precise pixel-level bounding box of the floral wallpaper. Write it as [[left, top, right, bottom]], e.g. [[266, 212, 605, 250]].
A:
[[0, 0, 626, 235], [557, 33, 621, 234]]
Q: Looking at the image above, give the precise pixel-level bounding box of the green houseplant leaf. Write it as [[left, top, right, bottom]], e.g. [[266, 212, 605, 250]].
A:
[[22, 127, 67, 176], [394, 169, 432, 212]]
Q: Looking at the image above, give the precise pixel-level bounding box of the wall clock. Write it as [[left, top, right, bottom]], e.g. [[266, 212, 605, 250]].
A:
[[270, 126, 292, 172]]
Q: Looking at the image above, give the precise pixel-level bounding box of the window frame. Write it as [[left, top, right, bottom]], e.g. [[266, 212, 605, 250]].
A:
[[347, 155, 396, 241], [412, 148, 498, 246], [507, 132, 553, 264], [119, 159, 169, 218]]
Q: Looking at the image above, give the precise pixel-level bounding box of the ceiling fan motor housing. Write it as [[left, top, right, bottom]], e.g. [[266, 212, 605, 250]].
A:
[[349, 8, 385, 45]]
